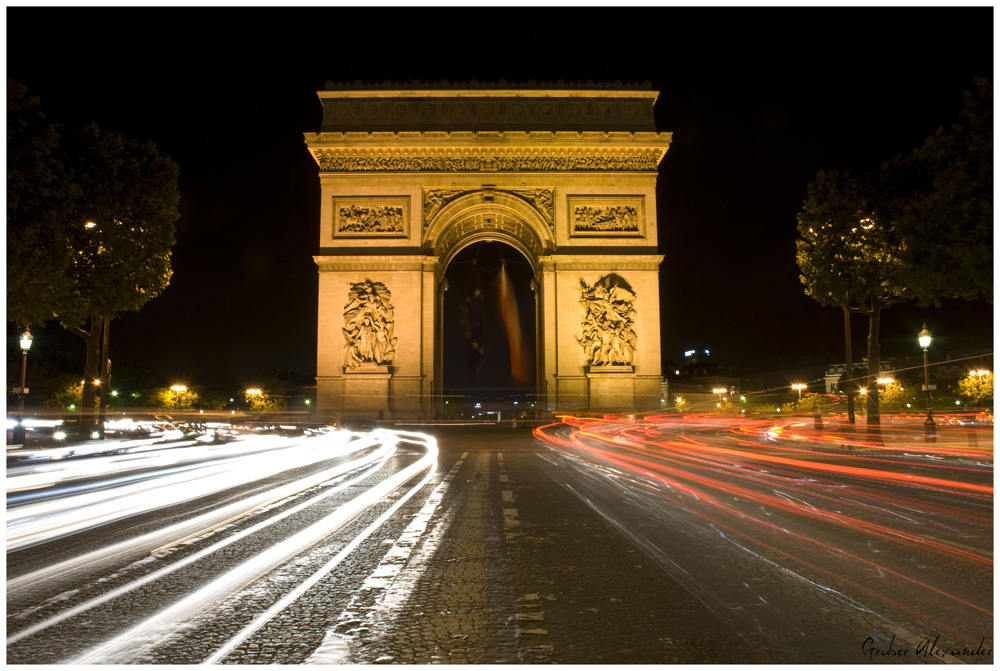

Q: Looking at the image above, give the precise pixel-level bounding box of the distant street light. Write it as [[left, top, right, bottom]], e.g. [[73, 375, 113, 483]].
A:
[[791, 383, 806, 400], [918, 324, 935, 442], [13, 328, 33, 445], [246, 388, 263, 413], [170, 384, 187, 411]]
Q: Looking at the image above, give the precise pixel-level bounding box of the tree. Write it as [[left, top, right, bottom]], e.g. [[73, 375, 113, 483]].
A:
[[245, 389, 287, 414], [150, 386, 200, 410], [796, 169, 906, 436], [957, 371, 993, 409], [896, 77, 992, 304], [7, 84, 181, 435], [7, 80, 79, 327], [874, 380, 909, 413], [54, 122, 180, 431]]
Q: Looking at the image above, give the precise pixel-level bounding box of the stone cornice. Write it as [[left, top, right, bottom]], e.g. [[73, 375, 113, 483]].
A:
[[306, 133, 671, 172], [322, 80, 654, 92], [305, 130, 671, 147], [314, 255, 439, 272], [539, 254, 664, 271], [318, 89, 658, 102]]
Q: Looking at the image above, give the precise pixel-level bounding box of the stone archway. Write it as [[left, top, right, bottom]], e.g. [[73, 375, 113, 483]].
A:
[[440, 238, 537, 403], [307, 83, 672, 420]]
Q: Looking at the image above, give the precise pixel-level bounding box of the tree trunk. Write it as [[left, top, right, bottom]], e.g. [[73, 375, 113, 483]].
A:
[[97, 318, 111, 438], [865, 300, 883, 444], [843, 306, 855, 425], [69, 315, 105, 440]]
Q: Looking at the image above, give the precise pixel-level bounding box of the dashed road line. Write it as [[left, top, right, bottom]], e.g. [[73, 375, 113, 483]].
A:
[[498, 453, 556, 663], [497, 452, 521, 542]]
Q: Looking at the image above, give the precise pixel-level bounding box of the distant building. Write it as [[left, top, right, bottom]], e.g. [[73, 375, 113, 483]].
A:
[[663, 348, 743, 409], [824, 360, 896, 393], [678, 348, 741, 389]]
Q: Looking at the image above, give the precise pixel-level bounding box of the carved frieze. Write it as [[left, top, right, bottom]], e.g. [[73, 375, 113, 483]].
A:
[[423, 189, 469, 223], [343, 279, 398, 368], [578, 274, 638, 366], [318, 154, 660, 173], [511, 188, 554, 225], [568, 196, 645, 237], [423, 187, 554, 230], [332, 197, 409, 238]]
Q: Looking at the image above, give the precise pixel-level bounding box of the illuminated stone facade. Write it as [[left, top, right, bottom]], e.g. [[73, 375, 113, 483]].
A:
[[307, 83, 672, 417]]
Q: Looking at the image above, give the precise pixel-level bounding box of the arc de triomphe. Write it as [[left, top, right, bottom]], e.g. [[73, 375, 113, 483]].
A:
[[305, 82, 672, 419]]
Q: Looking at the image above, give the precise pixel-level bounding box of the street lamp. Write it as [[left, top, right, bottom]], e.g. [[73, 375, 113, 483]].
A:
[[791, 383, 806, 400], [918, 324, 935, 441], [170, 384, 187, 411], [13, 328, 33, 445], [246, 388, 263, 413]]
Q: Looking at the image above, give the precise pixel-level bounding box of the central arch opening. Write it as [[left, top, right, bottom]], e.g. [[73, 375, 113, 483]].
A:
[[442, 240, 537, 419]]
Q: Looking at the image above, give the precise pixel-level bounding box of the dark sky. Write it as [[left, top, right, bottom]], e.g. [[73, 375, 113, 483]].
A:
[[7, 5, 993, 391]]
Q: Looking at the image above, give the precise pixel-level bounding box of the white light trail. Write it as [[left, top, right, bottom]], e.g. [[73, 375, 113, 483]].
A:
[[7, 430, 361, 551], [204, 432, 441, 664], [64, 430, 437, 665], [8, 436, 395, 644]]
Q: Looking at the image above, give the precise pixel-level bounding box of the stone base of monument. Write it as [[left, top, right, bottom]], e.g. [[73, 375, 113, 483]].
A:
[[343, 364, 392, 418], [586, 364, 635, 411]]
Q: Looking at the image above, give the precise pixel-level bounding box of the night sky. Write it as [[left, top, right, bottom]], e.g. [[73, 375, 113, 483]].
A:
[[6, 5, 994, 393]]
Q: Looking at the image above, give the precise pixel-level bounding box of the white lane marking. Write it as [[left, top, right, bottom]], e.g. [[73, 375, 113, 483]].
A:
[[304, 451, 468, 664], [497, 452, 521, 537]]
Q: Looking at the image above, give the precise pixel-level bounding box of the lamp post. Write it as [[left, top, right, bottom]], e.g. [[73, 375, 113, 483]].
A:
[[791, 383, 806, 401], [13, 328, 33, 445], [918, 324, 935, 442]]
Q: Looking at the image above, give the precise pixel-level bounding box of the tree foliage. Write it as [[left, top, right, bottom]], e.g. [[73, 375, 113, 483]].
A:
[[957, 371, 993, 407], [896, 76, 993, 304], [53, 122, 179, 327], [150, 387, 200, 410], [795, 170, 908, 312], [7, 80, 78, 326]]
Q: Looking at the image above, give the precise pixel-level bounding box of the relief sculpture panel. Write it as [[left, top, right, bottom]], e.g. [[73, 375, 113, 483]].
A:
[[343, 279, 398, 368], [333, 197, 409, 237], [578, 274, 638, 366], [568, 196, 645, 237]]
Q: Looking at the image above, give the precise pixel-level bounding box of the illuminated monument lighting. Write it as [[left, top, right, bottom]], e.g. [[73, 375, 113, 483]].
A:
[[305, 81, 672, 419]]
